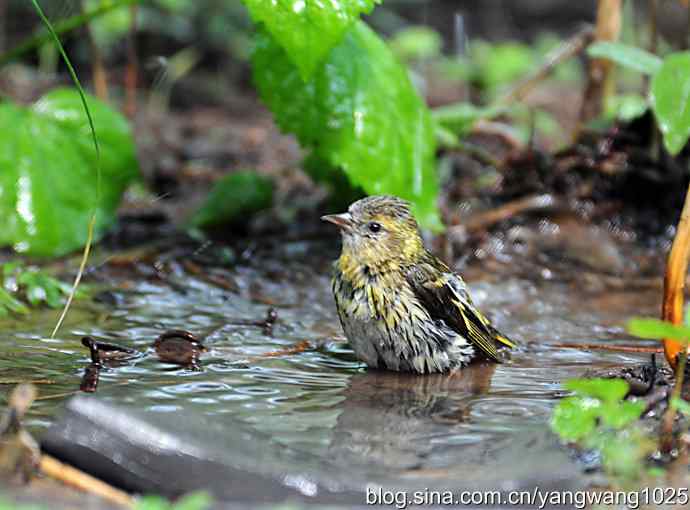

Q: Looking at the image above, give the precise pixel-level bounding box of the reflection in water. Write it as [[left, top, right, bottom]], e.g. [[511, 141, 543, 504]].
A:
[[330, 365, 496, 471]]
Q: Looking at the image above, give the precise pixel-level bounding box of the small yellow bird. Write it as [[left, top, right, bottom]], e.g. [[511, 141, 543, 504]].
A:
[[322, 195, 515, 374]]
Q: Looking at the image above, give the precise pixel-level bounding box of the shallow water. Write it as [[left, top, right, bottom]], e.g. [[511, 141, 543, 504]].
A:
[[0, 238, 663, 501]]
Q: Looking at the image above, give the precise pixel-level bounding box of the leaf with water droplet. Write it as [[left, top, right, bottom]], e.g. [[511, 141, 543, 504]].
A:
[[242, 0, 380, 80], [0, 88, 139, 256], [253, 21, 441, 229], [651, 52, 690, 155]]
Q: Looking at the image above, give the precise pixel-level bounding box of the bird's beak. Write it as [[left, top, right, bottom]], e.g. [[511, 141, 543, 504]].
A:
[[321, 212, 354, 231]]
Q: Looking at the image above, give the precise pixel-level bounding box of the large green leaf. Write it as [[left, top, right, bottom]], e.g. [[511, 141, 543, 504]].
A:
[[587, 42, 662, 75], [253, 21, 441, 229], [0, 88, 139, 257], [651, 52, 690, 155], [242, 0, 380, 80]]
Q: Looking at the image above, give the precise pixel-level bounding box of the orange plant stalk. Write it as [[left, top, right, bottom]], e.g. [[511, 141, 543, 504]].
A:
[[662, 185, 690, 368]]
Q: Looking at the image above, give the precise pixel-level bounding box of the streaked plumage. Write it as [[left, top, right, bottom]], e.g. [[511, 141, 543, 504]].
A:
[[322, 195, 514, 374]]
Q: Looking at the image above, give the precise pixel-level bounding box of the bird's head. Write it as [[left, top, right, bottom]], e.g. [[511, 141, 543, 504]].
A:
[[321, 195, 424, 269]]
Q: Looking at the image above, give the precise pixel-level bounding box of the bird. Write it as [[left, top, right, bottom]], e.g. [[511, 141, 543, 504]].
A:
[[322, 195, 515, 374]]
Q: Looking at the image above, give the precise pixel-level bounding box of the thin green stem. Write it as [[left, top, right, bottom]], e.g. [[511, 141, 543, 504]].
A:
[[28, 0, 102, 339]]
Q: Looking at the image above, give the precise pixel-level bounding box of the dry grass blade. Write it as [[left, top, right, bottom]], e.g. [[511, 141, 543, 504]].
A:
[[40, 454, 134, 508], [28, 0, 101, 340]]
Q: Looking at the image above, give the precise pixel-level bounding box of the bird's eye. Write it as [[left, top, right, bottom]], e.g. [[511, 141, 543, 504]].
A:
[[368, 222, 382, 233]]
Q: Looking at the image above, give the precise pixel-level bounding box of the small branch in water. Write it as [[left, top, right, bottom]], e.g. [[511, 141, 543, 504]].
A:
[[248, 340, 314, 361], [552, 342, 663, 354], [0, 379, 55, 385]]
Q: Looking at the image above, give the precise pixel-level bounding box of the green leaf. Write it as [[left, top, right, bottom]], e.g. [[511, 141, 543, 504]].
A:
[[242, 0, 380, 80], [587, 42, 662, 75], [598, 428, 653, 481], [0, 288, 29, 317], [0, 88, 139, 256], [253, 21, 441, 230], [190, 171, 273, 228], [671, 397, 690, 417], [134, 496, 171, 510], [651, 52, 690, 155], [389, 26, 442, 62], [600, 400, 646, 429], [471, 41, 534, 93], [432, 103, 503, 137], [564, 378, 630, 402], [16, 270, 71, 308], [550, 396, 600, 441], [171, 491, 213, 510], [606, 94, 649, 122], [627, 317, 690, 344]]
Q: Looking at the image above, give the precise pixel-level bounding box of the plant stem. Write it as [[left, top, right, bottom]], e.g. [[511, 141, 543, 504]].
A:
[[82, 0, 109, 102], [124, 3, 139, 118], [579, 0, 622, 124], [661, 353, 687, 453], [662, 185, 690, 368], [0, 0, 6, 54]]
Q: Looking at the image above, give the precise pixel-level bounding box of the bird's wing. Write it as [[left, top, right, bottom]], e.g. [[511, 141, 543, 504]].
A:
[[406, 261, 515, 362]]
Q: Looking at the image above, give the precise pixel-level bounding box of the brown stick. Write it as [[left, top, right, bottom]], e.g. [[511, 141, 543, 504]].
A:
[[662, 185, 690, 368], [552, 342, 663, 354], [124, 3, 139, 118], [499, 25, 594, 105], [40, 454, 133, 507], [82, 1, 109, 102], [248, 340, 314, 361], [0, 0, 6, 53], [579, 0, 622, 124], [452, 194, 555, 234], [661, 353, 687, 453]]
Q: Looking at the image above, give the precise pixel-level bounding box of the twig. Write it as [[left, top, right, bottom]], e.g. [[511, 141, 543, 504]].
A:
[[248, 340, 314, 361], [82, 0, 109, 101], [499, 25, 594, 105], [662, 185, 690, 368], [552, 342, 663, 354], [450, 194, 555, 234], [471, 120, 524, 151], [0, 379, 55, 385], [661, 353, 687, 453], [579, 0, 622, 124], [0, 0, 6, 54], [124, 3, 138, 118], [40, 454, 133, 508], [649, 0, 658, 55]]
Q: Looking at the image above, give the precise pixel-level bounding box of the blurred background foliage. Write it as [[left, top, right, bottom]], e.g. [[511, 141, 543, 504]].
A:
[[2, 0, 690, 298]]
